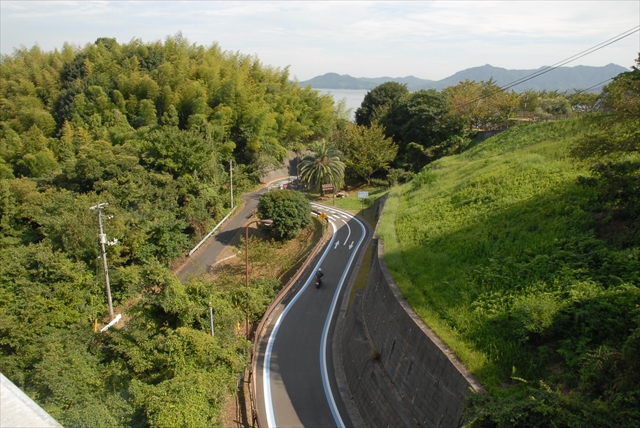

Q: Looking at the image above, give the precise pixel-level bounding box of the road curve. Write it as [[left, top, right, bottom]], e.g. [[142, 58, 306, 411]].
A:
[[176, 177, 296, 283], [255, 205, 369, 428]]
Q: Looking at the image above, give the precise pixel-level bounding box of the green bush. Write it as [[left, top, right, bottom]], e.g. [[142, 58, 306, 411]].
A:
[[257, 189, 311, 239], [410, 168, 438, 191]]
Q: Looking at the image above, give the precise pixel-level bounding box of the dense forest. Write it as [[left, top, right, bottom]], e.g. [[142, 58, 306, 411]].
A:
[[0, 35, 344, 426]]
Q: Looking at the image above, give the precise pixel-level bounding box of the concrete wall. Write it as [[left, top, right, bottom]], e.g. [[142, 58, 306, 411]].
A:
[[259, 151, 300, 183], [475, 129, 505, 140], [341, 239, 483, 427]]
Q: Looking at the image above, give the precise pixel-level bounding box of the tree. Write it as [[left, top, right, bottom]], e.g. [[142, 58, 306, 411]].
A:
[[443, 79, 519, 130], [537, 96, 570, 117], [257, 189, 311, 239], [382, 89, 466, 171], [568, 91, 599, 113], [338, 122, 398, 185], [299, 140, 345, 194], [572, 55, 640, 220], [136, 99, 158, 127], [442, 80, 483, 130], [355, 82, 408, 127], [599, 54, 640, 120], [143, 127, 215, 178]]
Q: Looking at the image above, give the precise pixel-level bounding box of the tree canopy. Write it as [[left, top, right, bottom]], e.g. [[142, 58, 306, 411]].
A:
[[355, 81, 409, 127], [299, 140, 345, 194], [0, 34, 343, 426], [572, 54, 640, 222], [334, 122, 397, 185], [442, 79, 519, 130], [257, 189, 311, 239], [381, 89, 467, 171]]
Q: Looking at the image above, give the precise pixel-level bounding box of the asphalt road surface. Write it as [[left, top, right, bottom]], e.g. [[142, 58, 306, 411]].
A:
[[176, 177, 296, 283], [256, 204, 370, 428]]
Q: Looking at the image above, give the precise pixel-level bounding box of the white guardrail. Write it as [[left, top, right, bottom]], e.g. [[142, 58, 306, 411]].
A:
[[188, 176, 298, 257], [188, 207, 237, 257], [266, 176, 298, 191]]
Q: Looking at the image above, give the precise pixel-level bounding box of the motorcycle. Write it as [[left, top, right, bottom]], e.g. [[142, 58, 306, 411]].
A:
[[315, 268, 324, 288]]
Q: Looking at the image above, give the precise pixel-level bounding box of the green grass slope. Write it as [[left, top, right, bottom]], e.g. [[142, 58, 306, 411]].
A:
[[378, 118, 640, 426]]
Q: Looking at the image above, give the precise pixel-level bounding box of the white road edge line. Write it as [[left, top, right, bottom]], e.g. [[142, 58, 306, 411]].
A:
[[263, 218, 338, 428], [320, 211, 365, 428]]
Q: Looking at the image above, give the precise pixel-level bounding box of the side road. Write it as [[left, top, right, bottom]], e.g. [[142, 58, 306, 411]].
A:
[[174, 177, 295, 283]]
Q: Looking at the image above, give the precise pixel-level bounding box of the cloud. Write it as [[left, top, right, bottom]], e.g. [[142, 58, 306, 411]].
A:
[[1, 1, 638, 80]]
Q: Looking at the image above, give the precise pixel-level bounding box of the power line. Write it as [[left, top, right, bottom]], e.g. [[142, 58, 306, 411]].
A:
[[569, 77, 616, 97], [453, 25, 640, 109], [499, 25, 639, 93]]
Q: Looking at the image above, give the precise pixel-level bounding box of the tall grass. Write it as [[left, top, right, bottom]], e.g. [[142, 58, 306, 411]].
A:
[[378, 118, 640, 394]]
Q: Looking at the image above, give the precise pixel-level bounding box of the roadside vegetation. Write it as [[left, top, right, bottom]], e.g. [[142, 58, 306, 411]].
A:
[[377, 58, 640, 426], [1, 29, 636, 426], [0, 35, 339, 426]]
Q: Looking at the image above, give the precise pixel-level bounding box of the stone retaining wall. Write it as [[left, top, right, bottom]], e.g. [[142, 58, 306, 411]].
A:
[[341, 239, 483, 427], [259, 150, 299, 182]]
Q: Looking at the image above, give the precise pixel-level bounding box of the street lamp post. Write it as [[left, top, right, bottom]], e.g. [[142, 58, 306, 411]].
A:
[[245, 219, 273, 337]]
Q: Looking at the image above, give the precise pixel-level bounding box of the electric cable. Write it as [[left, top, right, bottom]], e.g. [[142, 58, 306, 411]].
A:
[[452, 25, 640, 110], [568, 77, 616, 97], [498, 25, 639, 93]]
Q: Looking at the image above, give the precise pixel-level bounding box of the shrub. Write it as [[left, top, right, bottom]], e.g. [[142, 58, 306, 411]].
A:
[[257, 189, 311, 239], [410, 168, 438, 191]]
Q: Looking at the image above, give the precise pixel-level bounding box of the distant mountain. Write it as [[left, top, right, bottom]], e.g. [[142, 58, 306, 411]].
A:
[[306, 73, 438, 90], [299, 63, 629, 93]]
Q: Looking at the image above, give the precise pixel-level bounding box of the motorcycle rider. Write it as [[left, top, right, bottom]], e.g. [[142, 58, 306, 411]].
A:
[[315, 268, 324, 287]]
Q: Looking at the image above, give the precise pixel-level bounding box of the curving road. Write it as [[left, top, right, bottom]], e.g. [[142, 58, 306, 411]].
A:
[[176, 177, 296, 283], [255, 204, 370, 428]]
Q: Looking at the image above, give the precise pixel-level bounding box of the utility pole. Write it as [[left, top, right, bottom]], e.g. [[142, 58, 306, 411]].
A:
[[230, 160, 234, 209], [90, 203, 114, 320], [209, 302, 215, 337]]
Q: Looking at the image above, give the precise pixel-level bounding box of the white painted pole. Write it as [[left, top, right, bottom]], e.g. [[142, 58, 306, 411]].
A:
[[230, 160, 234, 209], [100, 313, 121, 332], [209, 303, 215, 337]]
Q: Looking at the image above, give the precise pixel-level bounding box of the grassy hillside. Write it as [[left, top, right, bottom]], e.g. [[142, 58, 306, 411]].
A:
[[378, 117, 640, 425]]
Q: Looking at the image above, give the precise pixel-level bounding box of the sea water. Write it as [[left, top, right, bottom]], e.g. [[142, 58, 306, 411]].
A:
[[317, 89, 369, 121]]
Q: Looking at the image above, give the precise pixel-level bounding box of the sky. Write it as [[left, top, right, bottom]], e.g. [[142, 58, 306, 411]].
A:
[[1, 1, 639, 82]]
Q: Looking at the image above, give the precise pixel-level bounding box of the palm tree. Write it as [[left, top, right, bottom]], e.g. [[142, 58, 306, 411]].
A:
[[299, 140, 345, 195]]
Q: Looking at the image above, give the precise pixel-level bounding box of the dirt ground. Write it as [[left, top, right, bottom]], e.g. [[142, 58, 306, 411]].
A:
[[221, 368, 253, 427]]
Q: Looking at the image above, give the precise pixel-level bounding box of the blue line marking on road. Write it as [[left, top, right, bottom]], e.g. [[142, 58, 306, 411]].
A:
[[263, 217, 338, 427], [319, 211, 366, 428]]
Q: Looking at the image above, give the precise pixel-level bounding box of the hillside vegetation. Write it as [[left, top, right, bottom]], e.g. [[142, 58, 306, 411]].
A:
[[1, 32, 636, 425], [0, 35, 341, 426], [378, 114, 639, 425]]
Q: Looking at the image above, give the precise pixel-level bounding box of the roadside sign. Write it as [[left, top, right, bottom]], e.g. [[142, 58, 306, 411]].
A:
[[319, 212, 328, 221], [358, 191, 369, 199], [322, 184, 334, 192]]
